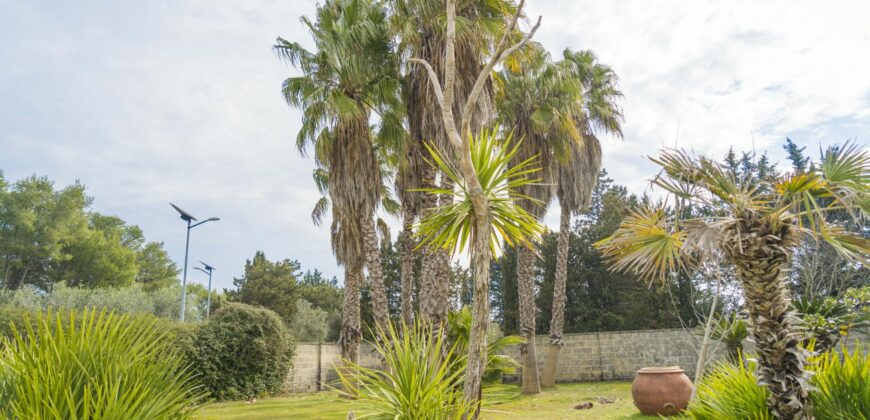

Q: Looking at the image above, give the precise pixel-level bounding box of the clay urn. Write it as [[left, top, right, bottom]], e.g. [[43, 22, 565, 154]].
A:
[[631, 366, 693, 416]]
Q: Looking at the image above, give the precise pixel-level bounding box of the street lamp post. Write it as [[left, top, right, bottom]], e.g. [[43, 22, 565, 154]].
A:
[[195, 261, 215, 319], [171, 203, 219, 322]]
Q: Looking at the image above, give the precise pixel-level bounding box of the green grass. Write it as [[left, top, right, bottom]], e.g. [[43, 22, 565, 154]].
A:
[[195, 382, 659, 419]]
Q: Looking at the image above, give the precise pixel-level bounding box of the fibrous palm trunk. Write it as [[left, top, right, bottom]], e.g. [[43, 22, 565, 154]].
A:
[[434, 175, 455, 312], [418, 163, 446, 328], [338, 266, 362, 393], [517, 245, 541, 394], [724, 219, 810, 420], [541, 204, 570, 387], [362, 219, 390, 337], [398, 207, 416, 326]]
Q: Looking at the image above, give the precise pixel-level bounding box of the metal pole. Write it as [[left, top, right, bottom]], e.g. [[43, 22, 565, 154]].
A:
[[206, 269, 212, 319], [180, 219, 191, 322]]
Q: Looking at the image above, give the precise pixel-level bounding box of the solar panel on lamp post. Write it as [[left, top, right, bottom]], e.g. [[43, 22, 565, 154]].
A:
[[194, 261, 215, 320], [171, 203, 219, 322]]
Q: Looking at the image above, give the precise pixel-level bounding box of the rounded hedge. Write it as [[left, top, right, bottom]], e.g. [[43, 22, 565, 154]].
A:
[[183, 302, 295, 400]]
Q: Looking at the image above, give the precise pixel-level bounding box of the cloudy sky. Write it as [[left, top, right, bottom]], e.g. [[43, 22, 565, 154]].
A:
[[1, 0, 868, 291]]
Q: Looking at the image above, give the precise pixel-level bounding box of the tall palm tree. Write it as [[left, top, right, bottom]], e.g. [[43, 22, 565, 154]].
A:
[[274, 0, 400, 363], [310, 154, 401, 351], [495, 48, 583, 394], [391, 0, 509, 331], [540, 50, 623, 387], [596, 144, 869, 419]]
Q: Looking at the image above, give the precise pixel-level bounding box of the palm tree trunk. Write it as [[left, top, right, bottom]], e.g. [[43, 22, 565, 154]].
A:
[[339, 266, 362, 394], [399, 207, 416, 326], [433, 174, 454, 313], [541, 205, 570, 387], [362, 219, 390, 336], [728, 224, 810, 420], [419, 163, 446, 328], [517, 245, 541, 394]]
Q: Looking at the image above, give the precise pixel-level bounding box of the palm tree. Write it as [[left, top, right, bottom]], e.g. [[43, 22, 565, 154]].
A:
[[408, 0, 541, 409], [540, 49, 623, 387], [596, 143, 869, 419], [310, 157, 401, 352], [391, 0, 510, 331], [495, 48, 583, 394], [274, 0, 400, 363]]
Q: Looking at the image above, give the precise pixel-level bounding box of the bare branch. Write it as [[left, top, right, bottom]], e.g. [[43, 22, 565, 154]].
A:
[[407, 57, 444, 109], [441, 0, 461, 150], [492, 0, 527, 61], [459, 10, 542, 139]]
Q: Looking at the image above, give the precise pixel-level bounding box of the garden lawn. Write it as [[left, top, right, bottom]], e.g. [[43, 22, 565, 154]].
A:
[[195, 381, 659, 419]]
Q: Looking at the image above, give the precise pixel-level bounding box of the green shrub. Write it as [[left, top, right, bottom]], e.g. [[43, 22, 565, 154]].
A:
[[0, 283, 209, 321], [337, 320, 469, 419], [288, 299, 329, 342], [811, 346, 870, 419], [687, 352, 772, 419], [0, 309, 205, 419], [184, 302, 294, 400]]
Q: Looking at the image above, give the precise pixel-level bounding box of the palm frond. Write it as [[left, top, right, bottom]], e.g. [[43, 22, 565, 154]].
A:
[[311, 196, 330, 227], [595, 205, 692, 284]]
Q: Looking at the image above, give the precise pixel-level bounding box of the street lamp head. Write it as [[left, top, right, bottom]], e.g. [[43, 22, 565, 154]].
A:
[[205, 217, 220, 222], [170, 203, 197, 222]]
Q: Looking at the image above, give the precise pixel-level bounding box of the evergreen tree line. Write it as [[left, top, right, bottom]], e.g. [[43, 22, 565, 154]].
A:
[[0, 172, 178, 291]]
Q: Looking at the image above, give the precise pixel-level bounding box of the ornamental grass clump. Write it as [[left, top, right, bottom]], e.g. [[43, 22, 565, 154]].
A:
[[688, 346, 870, 420], [687, 353, 772, 420], [811, 346, 870, 419], [0, 309, 205, 419], [336, 320, 470, 420]]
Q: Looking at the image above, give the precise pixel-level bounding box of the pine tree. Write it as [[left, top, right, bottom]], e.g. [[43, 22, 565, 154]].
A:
[[783, 138, 809, 173]]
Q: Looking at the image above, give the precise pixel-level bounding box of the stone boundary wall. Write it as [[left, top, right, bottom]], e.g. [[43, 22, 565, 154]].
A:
[[504, 328, 724, 383], [284, 329, 868, 393]]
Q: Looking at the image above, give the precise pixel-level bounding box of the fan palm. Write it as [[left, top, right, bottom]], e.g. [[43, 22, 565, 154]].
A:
[[391, 0, 512, 330], [596, 143, 869, 419], [310, 159, 400, 352], [274, 0, 400, 364], [541, 49, 623, 387], [494, 47, 584, 393]]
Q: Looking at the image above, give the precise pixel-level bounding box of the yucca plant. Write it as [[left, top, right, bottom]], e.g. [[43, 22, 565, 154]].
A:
[[811, 345, 870, 419], [596, 143, 869, 419], [336, 320, 470, 419], [0, 309, 205, 419], [687, 352, 772, 420]]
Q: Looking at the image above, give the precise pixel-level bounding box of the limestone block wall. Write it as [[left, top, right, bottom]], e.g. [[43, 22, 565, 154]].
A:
[[284, 342, 378, 393], [284, 329, 867, 393]]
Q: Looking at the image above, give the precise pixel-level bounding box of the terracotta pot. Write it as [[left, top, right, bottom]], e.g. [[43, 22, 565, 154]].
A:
[[631, 366, 693, 416]]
